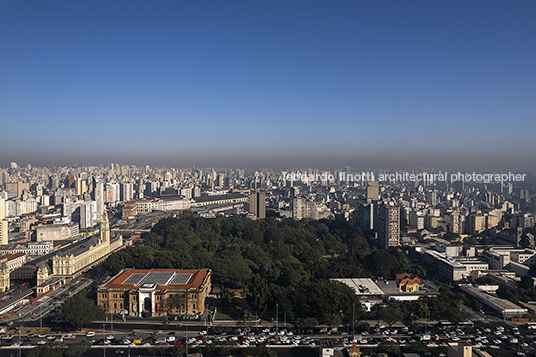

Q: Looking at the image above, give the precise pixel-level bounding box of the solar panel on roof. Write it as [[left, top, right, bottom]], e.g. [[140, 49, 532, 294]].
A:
[[121, 271, 194, 286], [170, 273, 192, 285], [123, 273, 145, 285], [139, 272, 174, 285]]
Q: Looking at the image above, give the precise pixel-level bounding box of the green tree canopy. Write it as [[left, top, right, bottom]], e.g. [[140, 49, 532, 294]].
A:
[[26, 342, 66, 357], [62, 289, 105, 330]]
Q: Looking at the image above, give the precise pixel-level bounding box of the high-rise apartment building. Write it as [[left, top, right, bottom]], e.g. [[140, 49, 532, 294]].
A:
[[5, 182, 29, 198], [377, 204, 400, 248], [366, 181, 379, 202], [121, 182, 134, 202], [80, 201, 97, 229], [468, 214, 486, 234], [0, 220, 8, 245], [449, 212, 463, 234], [292, 197, 306, 220], [92, 180, 104, 222]]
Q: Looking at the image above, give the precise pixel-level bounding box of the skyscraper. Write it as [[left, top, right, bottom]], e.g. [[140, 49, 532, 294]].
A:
[[121, 182, 134, 202], [0, 220, 8, 245], [292, 196, 306, 220], [249, 190, 266, 219], [92, 179, 104, 222], [366, 181, 379, 202], [357, 202, 374, 231], [377, 204, 400, 248]]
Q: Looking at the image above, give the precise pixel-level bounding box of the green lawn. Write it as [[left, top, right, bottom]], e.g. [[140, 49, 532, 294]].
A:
[[215, 311, 233, 320]]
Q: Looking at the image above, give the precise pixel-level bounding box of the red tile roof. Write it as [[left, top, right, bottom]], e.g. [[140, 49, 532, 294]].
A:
[[103, 269, 209, 290]]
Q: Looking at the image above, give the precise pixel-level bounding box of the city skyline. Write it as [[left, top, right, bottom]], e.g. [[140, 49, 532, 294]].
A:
[[1, 1, 535, 170]]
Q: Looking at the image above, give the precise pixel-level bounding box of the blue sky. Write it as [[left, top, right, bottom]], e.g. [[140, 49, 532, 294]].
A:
[[1, 0, 535, 169]]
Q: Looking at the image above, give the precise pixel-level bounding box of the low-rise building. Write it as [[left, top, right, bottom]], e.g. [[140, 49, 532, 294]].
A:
[[97, 268, 212, 318], [460, 284, 527, 318], [332, 278, 384, 311]]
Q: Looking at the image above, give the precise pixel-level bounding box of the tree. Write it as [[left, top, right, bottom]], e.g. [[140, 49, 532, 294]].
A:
[[62, 290, 105, 330], [381, 306, 403, 327], [248, 274, 270, 316], [171, 342, 187, 357], [323, 313, 342, 328], [301, 317, 319, 332], [496, 284, 519, 303], [444, 306, 467, 325], [519, 275, 535, 291], [378, 341, 401, 355], [238, 344, 277, 357], [403, 341, 429, 355], [26, 342, 65, 357], [64, 341, 92, 357], [164, 291, 190, 316]]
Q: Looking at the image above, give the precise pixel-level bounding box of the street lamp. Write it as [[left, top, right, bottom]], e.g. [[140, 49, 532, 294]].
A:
[[39, 304, 42, 334], [276, 303, 279, 334], [102, 323, 106, 357], [352, 303, 355, 336], [18, 325, 22, 357]]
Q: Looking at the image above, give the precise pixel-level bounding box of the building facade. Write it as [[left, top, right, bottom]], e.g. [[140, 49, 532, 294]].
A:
[[378, 205, 400, 248], [97, 269, 212, 318]]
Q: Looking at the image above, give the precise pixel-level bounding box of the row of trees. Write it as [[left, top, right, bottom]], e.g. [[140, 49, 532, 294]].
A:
[[96, 215, 420, 324], [371, 287, 468, 326], [27, 341, 92, 357]]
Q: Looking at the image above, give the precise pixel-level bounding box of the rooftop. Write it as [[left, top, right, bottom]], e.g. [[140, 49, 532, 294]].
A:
[[332, 278, 384, 296], [102, 269, 210, 290]]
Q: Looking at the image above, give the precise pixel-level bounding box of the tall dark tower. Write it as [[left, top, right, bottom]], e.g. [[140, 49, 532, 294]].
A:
[[249, 190, 266, 219]]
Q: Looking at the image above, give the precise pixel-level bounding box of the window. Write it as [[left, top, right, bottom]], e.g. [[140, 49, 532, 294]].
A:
[[102, 294, 106, 299]]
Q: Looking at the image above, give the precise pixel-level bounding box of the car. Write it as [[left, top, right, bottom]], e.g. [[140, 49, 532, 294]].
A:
[[37, 334, 47, 338], [106, 335, 115, 340], [86, 332, 96, 337], [37, 340, 46, 345], [115, 350, 124, 354]]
